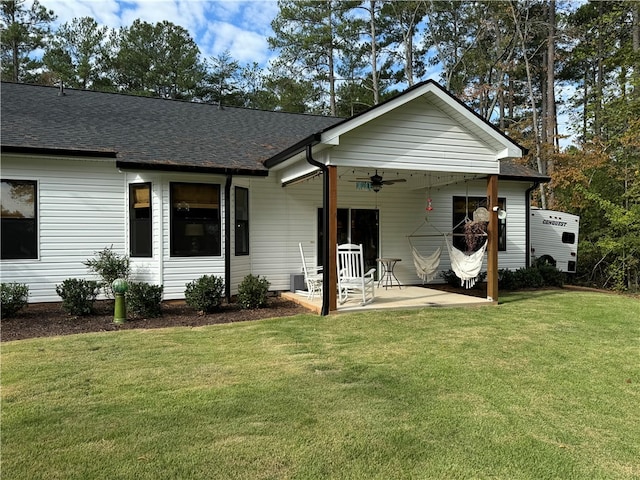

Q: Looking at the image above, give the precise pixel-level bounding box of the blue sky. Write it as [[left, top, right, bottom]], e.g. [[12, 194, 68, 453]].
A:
[[45, 0, 280, 66]]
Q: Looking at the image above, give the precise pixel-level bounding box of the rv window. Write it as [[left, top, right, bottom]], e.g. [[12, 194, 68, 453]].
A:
[[562, 232, 575, 244]]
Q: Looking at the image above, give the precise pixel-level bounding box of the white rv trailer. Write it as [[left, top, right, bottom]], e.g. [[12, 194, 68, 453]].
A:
[[529, 208, 580, 273]]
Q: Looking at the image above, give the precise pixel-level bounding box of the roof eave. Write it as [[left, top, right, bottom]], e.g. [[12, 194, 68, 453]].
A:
[[1, 145, 118, 158], [116, 161, 269, 177], [263, 133, 321, 169]]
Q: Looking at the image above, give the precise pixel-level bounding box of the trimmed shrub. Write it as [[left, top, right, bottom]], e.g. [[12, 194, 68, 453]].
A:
[[83, 246, 130, 298], [185, 275, 224, 313], [534, 259, 565, 287], [127, 282, 164, 318], [237, 274, 270, 309], [498, 269, 520, 290], [1, 282, 29, 319], [55, 279, 100, 316], [439, 269, 486, 289], [440, 269, 461, 288], [499, 263, 564, 291]]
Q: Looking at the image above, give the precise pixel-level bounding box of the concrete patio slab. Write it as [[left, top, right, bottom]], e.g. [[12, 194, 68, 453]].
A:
[[281, 285, 494, 315]]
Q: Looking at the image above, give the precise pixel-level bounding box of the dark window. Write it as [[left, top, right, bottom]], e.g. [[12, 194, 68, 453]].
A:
[[317, 208, 379, 275], [452, 196, 506, 252], [562, 232, 576, 244], [170, 183, 220, 257], [129, 183, 152, 257], [1, 179, 37, 259], [235, 187, 249, 256]]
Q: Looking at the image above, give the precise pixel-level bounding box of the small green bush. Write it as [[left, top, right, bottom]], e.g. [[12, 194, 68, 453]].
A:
[[440, 269, 486, 289], [499, 263, 564, 291], [440, 269, 460, 288], [185, 275, 224, 313], [55, 279, 100, 316], [127, 282, 164, 318], [534, 260, 565, 287], [498, 269, 520, 290], [1, 282, 29, 319], [237, 274, 270, 309], [83, 246, 130, 298]]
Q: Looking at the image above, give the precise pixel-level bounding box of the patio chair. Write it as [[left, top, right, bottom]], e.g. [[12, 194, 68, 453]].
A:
[[299, 242, 323, 300], [336, 243, 376, 305]]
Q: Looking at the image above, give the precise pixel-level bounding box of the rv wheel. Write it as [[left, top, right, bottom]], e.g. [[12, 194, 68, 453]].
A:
[[537, 255, 556, 267]]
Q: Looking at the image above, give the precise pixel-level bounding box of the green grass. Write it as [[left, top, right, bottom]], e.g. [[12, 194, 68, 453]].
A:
[[2, 290, 639, 479]]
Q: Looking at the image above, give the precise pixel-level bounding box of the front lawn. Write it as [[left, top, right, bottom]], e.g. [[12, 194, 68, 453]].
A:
[[2, 290, 639, 479]]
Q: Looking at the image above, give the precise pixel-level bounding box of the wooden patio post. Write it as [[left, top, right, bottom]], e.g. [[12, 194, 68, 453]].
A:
[[328, 165, 338, 312], [487, 174, 499, 302]]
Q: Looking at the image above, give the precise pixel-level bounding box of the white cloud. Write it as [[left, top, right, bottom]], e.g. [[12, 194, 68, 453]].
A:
[[201, 21, 269, 64], [45, 0, 122, 28], [40, 0, 278, 67]]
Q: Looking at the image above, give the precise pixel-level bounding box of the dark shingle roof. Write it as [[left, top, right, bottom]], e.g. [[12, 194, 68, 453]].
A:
[[1, 81, 545, 182], [1, 82, 342, 174], [499, 159, 550, 181]]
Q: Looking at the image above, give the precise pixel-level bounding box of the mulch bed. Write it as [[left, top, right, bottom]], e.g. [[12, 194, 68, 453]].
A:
[[1, 296, 310, 342]]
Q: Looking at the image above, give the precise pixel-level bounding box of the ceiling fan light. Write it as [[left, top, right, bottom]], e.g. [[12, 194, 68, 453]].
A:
[[372, 184, 381, 193]]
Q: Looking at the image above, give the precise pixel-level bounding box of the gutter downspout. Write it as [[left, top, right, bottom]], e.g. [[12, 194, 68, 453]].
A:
[[305, 142, 330, 316], [525, 181, 540, 268], [225, 175, 233, 303]]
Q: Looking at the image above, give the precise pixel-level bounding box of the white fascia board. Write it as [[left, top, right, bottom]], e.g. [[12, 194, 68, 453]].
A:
[[279, 161, 320, 185], [496, 146, 523, 160]]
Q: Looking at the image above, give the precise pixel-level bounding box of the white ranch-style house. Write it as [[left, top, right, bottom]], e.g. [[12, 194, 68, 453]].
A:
[[1, 80, 548, 314]]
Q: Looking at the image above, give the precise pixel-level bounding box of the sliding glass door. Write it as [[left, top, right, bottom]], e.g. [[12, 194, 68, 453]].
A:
[[317, 208, 379, 275]]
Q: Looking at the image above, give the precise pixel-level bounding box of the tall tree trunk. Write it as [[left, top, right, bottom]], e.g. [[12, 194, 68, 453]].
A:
[[369, 0, 379, 104], [404, 28, 414, 86], [328, 2, 336, 116], [546, 0, 557, 207], [510, 0, 547, 208], [633, 1, 640, 99], [595, 0, 604, 137]]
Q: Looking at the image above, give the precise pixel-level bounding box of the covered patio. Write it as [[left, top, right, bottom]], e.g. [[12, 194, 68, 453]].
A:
[[264, 81, 538, 315], [282, 285, 494, 315]]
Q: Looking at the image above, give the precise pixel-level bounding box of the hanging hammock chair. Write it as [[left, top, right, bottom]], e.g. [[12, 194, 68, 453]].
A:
[[408, 219, 444, 284], [444, 235, 487, 289], [411, 242, 442, 284]]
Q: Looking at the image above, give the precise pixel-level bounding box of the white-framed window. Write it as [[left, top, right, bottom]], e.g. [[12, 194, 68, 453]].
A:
[[452, 196, 506, 252], [129, 183, 152, 257], [235, 186, 249, 256], [1, 179, 38, 260], [170, 182, 221, 256]]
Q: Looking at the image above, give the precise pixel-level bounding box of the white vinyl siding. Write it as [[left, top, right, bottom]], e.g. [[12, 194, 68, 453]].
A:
[[329, 97, 500, 174], [249, 174, 530, 291], [1, 155, 125, 302]]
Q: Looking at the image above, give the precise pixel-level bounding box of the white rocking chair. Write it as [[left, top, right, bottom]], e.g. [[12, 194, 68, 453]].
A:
[[299, 243, 323, 300], [336, 243, 376, 305]]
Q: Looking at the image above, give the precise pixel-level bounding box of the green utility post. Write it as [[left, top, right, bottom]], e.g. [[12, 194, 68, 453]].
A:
[[112, 279, 128, 324]]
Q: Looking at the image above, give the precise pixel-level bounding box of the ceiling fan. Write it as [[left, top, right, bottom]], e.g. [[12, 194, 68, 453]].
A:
[[352, 170, 407, 192]]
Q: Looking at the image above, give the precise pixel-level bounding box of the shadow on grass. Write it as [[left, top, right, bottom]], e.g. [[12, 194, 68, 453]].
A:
[[498, 287, 568, 305]]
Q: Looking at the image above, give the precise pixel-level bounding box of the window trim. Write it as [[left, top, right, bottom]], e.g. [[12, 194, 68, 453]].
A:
[[129, 182, 153, 258], [234, 186, 249, 256], [452, 196, 507, 252], [1, 179, 39, 260], [169, 182, 221, 257]]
